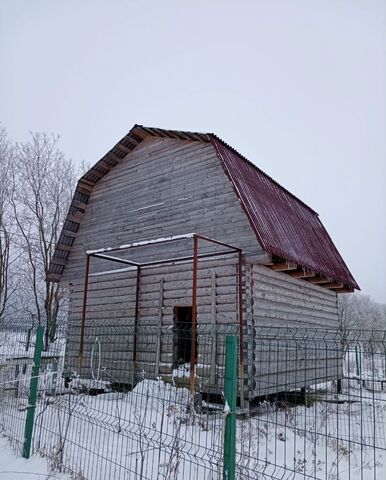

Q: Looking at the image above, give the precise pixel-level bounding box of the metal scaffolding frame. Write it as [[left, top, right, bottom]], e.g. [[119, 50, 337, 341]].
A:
[[78, 233, 244, 394]]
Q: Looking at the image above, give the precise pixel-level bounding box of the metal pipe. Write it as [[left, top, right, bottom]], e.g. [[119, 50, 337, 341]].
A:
[[78, 254, 91, 371], [91, 250, 237, 269], [140, 249, 236, 267], [189, 235, 199, 395], [238, 251, 244, 368], [132, 266, 141, 385], [87, 233, 240, 256], [195, 234, 241, 252], [91, 253, 140, 266], [238, 251, 245, 408], [88, 235, 241, 269]]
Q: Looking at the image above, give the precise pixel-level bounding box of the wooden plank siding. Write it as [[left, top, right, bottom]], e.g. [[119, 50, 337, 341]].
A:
[[61, 137, 267, 283], [245, 263, 341, 398]]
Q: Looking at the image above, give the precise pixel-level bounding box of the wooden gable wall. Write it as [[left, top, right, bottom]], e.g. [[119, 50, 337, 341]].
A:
[[61, 137, 267, 283]]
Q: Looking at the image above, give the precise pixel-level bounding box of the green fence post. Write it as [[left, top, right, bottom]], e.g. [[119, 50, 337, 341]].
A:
[[223, 336, 238, 480], [355, 346, 360, 381], [22, 325, 44, 459]]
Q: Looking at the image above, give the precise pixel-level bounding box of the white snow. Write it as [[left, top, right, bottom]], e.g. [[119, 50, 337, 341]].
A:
[[1, 376, 385, 480], [118, 233, 195, 249], [86, 233, 195, 255], [0, 436, 71, 480], [126, 202, 165, 213]]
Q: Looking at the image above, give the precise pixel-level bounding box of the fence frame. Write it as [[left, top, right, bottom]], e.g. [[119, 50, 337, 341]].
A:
[[1, 323, 386, 480], [223, 335, 238, 480]]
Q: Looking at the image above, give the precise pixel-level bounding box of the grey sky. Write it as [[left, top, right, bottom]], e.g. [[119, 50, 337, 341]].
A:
[[1, 1, 385, 302]]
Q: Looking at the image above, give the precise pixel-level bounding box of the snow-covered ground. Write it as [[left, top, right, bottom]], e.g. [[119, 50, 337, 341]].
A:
[[1, 377, 385, 480], [0, 436, 71, 480]]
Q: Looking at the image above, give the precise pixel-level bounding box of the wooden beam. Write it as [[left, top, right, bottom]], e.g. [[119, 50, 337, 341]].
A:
[[77, 181, 94, 193], [85, 169, 104, 181], [72, 200, 88, 210], [290, 270, 316, 279], [271, 262, 297, 272], [46, 273, 62, 282], [78, 178, 94, 189], [56, 244, 73, 252], [50, 258, 68, 266], [67, 213, 83, 223], [96, 159, 119, 175], [106, 152, 124, 164], [307, 276, 331, 285], [117, 143, 135, 154], [335, 287, 354, 293], [61, 229, 77, 238], [323, 282, 344, 289]]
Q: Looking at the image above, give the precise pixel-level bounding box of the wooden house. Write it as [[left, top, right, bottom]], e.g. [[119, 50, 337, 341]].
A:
[[48, 125, 359, 402]]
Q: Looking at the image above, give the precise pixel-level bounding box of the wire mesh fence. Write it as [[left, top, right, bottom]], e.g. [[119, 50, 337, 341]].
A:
[[0, 321, 385, 479], [238, 327, 386, 480], [0, 322, 66, 453]]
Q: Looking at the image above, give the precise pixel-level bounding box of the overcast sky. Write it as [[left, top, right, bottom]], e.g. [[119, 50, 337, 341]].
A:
[[1, 1, 385, 302]]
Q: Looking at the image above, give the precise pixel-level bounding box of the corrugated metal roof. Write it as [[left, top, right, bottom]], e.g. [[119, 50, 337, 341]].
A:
[[210, 137, 359, 289], [48, 125, 359, 289]]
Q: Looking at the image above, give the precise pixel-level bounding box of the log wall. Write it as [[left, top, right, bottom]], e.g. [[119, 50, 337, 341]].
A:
[[64, 255, 240, 387], [61, 137, 267, 283], [62, 136, 341, 398], [245, 263, 340, 398]]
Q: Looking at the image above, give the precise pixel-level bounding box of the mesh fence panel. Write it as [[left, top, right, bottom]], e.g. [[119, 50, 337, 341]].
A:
[[1, 321, 385, 479]]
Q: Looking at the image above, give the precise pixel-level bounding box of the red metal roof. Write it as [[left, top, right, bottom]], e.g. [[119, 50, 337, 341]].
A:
[[210, 136, 359, 289]]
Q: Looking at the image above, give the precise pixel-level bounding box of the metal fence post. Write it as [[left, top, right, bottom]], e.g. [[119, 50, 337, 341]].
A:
[[223, 336, 238, 480], [22, 325, 44, 459]]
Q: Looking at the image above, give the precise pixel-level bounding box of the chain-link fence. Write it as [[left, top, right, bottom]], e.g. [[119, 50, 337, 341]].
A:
[[1, 321, 385, 479]]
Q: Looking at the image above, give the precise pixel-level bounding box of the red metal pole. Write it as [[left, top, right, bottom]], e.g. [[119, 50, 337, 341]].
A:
[[189, 235, 199, 395], [194, 233, 240, 252], [238, 251, 244, 398], [78, 254, 91, 371], [132, 266, 141, 382], [238, 252, 244, 366]]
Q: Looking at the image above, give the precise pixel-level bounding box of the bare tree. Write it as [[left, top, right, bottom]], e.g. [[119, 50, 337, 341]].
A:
[[339, 294, 386, 331], [12, 132, 77, 345], [0, 126, 17, 322], [338, 293, 386, 348]]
